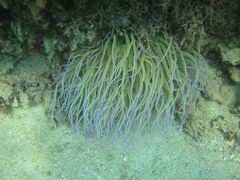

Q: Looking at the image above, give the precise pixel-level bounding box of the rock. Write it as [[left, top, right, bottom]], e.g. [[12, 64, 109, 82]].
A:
[[0, 56, 15, 75], [15, 51, 48, 76], [221, 48, 240, 66], [228, 66, 240, 83], [0, 79, 13, 103]]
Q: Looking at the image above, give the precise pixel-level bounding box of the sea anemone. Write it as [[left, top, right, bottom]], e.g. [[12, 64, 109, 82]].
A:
[[51, 32, 203, 137]]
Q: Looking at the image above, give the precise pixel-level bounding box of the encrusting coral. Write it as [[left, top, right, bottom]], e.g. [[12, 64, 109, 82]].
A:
[[51, 32, 204, 138]]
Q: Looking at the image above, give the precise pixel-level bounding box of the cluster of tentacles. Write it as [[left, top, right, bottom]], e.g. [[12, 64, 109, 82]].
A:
[[51, 32, 203, 137]]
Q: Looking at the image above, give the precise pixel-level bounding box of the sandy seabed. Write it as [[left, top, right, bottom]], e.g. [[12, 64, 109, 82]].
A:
[[0, 103, 239, 179]]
